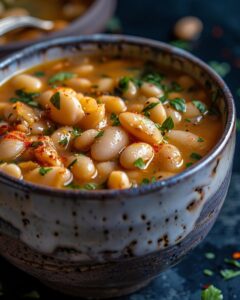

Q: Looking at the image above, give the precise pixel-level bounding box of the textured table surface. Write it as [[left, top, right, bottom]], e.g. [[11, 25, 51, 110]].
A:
[[0, 174, 239, 299]]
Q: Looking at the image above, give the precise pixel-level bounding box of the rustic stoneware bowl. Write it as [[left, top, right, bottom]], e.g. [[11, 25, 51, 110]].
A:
[[0, 0, 116, 57], [0, 34, 236, 298]]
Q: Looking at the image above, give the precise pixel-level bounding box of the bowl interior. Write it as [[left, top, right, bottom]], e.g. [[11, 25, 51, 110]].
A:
[[0, 34, 235, 197]]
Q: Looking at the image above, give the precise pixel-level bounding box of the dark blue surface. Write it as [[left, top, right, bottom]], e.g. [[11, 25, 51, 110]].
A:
[[116, 0, 240, 171]]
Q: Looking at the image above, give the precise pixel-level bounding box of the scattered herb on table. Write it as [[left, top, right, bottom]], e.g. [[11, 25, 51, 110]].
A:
[[208, 61, 231, 78], [201, 285, 223, 300], [224, 258, 240, 268], [220, 269, 240, 280], [170, 40, 192, 51], [236, 119, 240, 132], [203, 269, 214, 276], [205, 252, 216, 260], [105, 16, 122, 33], [9, 89, 39, 108]]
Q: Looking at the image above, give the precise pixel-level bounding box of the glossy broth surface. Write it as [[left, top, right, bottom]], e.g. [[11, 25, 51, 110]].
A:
[[0, 55, 223, 190]]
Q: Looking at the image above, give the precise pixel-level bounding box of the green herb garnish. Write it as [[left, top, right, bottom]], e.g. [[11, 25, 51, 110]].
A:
[[48, 72, 75, 84], [192, 100, 207, 113], [84, 183, 97, 190], [142, 102, 159, 117], [205, 252, 216, 260], [118, 76, 132, 92], [220, 269, 240, 280], [9, 89, 39, 108], [59, 137, 68, 146], [39, 167, 52, 176], [134, 158, 146, 170], [169, 98, 186, 112], [110, 113, 120, 126], [170, 40, 191, 51], [50, 92, 61, 110], [201, 285, 223, 300], [141, 72, 164, 88], [198, 137, 204, 142], [34, 71, 45, 77], [224, 258, 240, 268], [95, 130, 104, 138], [186, 162, 193, 168], [71, 127, 82, 138], [209, 61, 231, 78], [31, 141, 43, 148], [141, 177, 156, 185], [67, 159, 77, 169], [203, 269, 214, 276], [190, 152, 202, 160], [159, 116, 174, 133]]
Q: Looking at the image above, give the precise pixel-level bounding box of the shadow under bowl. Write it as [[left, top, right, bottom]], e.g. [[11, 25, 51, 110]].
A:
[[0, 34, 236, 298]]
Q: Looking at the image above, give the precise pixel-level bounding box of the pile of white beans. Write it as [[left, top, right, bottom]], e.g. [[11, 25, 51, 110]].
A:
[[0, 57, 222, 189]]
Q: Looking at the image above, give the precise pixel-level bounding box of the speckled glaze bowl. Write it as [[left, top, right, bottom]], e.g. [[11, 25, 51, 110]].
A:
[[0, 0, 116, 57], [0, 35, 236, 298]]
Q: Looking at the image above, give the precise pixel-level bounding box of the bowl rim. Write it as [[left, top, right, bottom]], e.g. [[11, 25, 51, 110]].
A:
[[0, 34, 236, 199], [0, 0, 117, 52]]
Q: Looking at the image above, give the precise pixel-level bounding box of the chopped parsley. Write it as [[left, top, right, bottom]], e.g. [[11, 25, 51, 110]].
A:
[[43, 127, 55, 136], [190, 152, 202, 160], [198, 137, 205, 142], [224, 258, 240, 268], [208, 61, 231, 78], [95, 130, 104, 138], [118, 76, 132, 92], [84, 183, 97, 190], [205, 252, 216, 260], [167, 81, 183, 92], [220, 269, 240, 280], [30, 141, 43, 148], [39, 167, 52, 176], [50, 92, 61, 110], [67, 158, 77, 169], [192, 100, 207, 113], [203, 269, 214, 276], [134, 158, 146, 170], [141, 72, 164, 88], [110, 113, 120, 126], [141, 177, 156, 185], [34, 71, 45, 77], [48, 72, 75, 84], [186, 162, 193, 168], [9, 89, 39, 108], [59, 137, 68, 146], [71, 127, 82, 138], [170, 40, 191, 51], [142, 102, 159, 117], [157, 116, 174, 134], [159, 95, 168, 103], [169, 98, 186, 112], [201, 285, 223, 300]]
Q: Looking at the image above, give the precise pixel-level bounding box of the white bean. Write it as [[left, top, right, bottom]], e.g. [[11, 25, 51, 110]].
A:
[[140, 82, 164, 97], [51, 126, 73, 152], [80, 104, 105, 130], [91, 126, 129, 161], [184, 102, 201, 118], [0, 163, 22, 179], [97, 77, 114, 92], [66, 77, 92, 92], [11, 74, 42, 92], [165, 107, 182, 124], [96, 161, 117, 184], [25, 167, 72, 188], [48, 88, 84, 126], [120, 143, 154, 169], [0, 131, 26, 161], [73, 129, 98, 152], [107, 171, 131, 189], [123, 81, 138, 99], [143, 97, 167, 124], [166, 130, 207, 150], [69, 155, 97, 182], [119, 112, 163, 145], [157, 144, 183, 172], [98, 95, 127, 114]]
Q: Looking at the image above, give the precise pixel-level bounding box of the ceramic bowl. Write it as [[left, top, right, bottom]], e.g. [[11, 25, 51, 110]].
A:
[[0, 34, 236, 298], [0, 0, 117, 57]]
